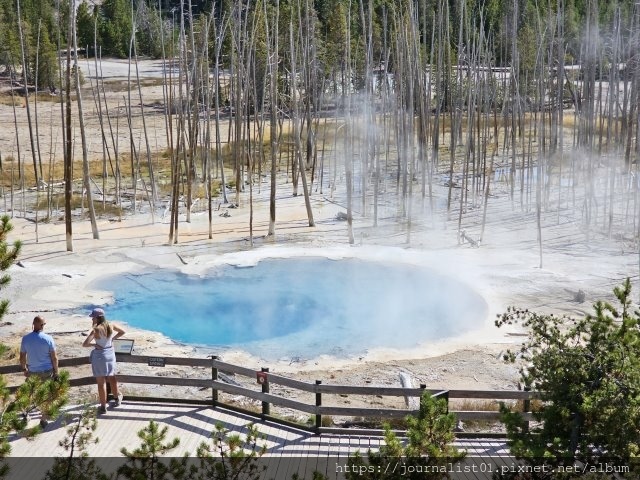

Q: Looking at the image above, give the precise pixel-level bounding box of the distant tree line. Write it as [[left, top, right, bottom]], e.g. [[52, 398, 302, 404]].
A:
[[76, 0, 170, 58], [0, 0, 61, 89], [2, 0, 637, 87], [2, 0, 639, 250]]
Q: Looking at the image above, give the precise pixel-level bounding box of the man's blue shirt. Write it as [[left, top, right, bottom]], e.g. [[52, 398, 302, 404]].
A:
[[20, 332, 56, 372]]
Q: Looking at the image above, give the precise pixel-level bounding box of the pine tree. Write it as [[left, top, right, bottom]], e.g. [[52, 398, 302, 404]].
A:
[[0, 215, 21, 478], [0, 216, 69, 479], [345, 392, 464, 480], [497, 279, 640, 469], [76, 1, 96, 54], [0, 215, 21, 325], [194, 423, 267, 480], [45, 406, 111, 480], [98, 0, 132, 58], [119, 420, 189, 480]]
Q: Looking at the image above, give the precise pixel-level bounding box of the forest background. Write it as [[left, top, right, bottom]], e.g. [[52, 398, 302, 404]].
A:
[[0, 0, 638, 259]]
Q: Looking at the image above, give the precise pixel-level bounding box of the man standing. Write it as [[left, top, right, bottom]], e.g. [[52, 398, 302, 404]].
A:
[[19, 315, 59, 428]]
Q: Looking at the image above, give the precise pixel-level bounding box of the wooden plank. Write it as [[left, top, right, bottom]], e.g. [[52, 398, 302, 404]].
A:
[[317, 405, 416, 418], [0, 356, 91, 374], [116, 354, 212, 368], [314, 457, 334, 480], [453, 411, 534, 422], [457, 438, 515, 480], [93, 406, 138, 455], [368, 433, 385, 453], [166, 406, 217, 454], [2, 354, 541, 437], [316, 384, 430, 396], [211, 358, 263, 378], [2, 358, 539, 398], [254, 420, 279, 451], [259, 454, 283, 480], [265, 379, 444, 398], [338, 433, 351, 458], [264, 373, 317, 392], [320, 427, 398, 437], [118, 374, 211, 388], [211, 381, 317, 414], [301, 436, 319, 480], [259, 422, 289, 480], [7, 399, 514, 476], [124, 395, 211, 406], [59, 357, 92, 367], [351, 434, 367, 457], [267, 427, 299, 480], [7, 376, 87, 393], [283, 433, 306, 479], [8, 375, 95, 393], [275, 423, 306, 458], [262, 414, 313, 432], [69, 377, 97, 388], [448, 390, 538, 400]]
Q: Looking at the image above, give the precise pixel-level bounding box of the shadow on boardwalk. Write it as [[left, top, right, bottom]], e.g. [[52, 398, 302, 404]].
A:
[[7, 400, 512, 480]]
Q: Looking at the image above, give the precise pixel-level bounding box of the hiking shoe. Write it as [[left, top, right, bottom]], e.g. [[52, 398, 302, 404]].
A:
[[114, 392, 123, 407], [39, 419, 49, 430], [97, 405, 107, 415]]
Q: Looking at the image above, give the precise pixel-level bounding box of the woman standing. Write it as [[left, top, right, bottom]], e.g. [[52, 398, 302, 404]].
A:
[[83, 308, 126, 414]]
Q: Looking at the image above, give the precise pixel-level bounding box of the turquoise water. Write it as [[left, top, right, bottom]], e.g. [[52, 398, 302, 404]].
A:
[[93, 257, 487, 360]]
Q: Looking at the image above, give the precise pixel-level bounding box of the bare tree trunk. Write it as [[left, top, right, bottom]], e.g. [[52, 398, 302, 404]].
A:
[[213, 16, 228, 204], [203, 14, 214, 239], [9, 57, 23, 218], [184, 0, 198, 223], [15, 0, 40, 189], [73, 0, 99, 239], [289, 17, 314, 227], [133, 30, 157, 219], [267, 0, 279, 236], [345, 0, 354, 244], [64, 0, 74, 251], [33, 20, 44, 242]]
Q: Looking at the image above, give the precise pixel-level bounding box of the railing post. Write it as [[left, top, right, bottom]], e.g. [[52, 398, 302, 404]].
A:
[[418, 384, 426, 411], [211, 355, 219, 407], [523, 386, 531, 433], [315, 380, 322, 432], [431, 388, 449, 413], [261, 367, 270, 417]]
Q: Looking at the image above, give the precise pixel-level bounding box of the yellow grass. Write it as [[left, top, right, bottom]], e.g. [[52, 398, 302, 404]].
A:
[[34, 194, 124, 217], [100, 77, 167, 93], [450, 399, 501, 412], [0, 343, 21, 365]]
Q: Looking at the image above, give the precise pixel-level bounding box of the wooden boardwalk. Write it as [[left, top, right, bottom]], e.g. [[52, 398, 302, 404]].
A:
[[8, 400, 512, 480]]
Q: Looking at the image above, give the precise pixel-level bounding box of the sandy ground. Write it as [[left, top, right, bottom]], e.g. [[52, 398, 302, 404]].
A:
[[0, 59, 184, 166], [1, 59, 637, 428], [1, 176, 636, 426]]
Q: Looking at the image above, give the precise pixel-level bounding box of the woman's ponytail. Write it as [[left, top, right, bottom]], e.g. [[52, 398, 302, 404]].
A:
[[104, 320, 113, 338], [95, 315, 112, 337]]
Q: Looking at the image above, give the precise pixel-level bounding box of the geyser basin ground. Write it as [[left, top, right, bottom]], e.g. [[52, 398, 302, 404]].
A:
[[95, 257, 487, 361]]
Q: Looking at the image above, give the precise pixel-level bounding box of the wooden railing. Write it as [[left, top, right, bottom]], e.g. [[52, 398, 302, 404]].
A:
[[0, 354, 536, 438]]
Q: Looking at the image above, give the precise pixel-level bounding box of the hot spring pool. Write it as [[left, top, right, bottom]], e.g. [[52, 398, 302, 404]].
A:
[[93, 257, 487, 360]]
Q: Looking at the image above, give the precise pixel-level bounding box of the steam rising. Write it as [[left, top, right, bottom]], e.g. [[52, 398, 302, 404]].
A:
[[96, 257, 487, 362]]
